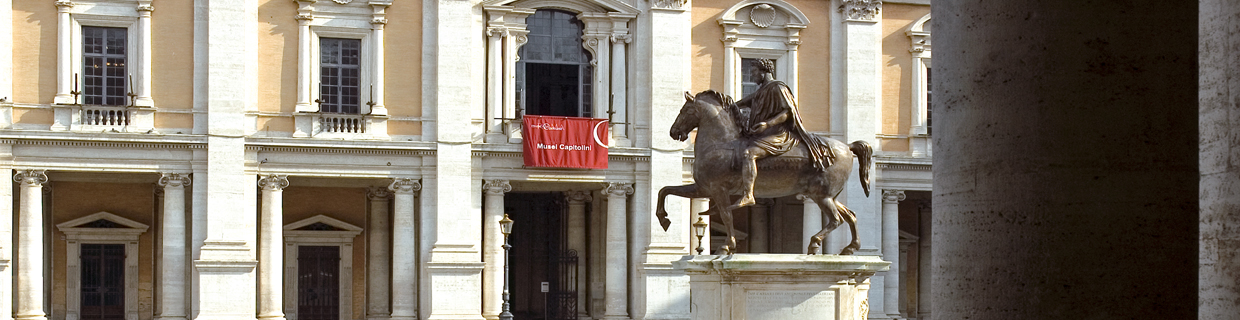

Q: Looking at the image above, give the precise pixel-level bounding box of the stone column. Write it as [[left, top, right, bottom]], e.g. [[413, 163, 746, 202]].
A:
[[797, 195, 822, 254], [689, 199, 709, 254], [565, 191, 590, 318], [481, 180, 510, 320], [134, 2, 154, 107], [257, 175, 288, 320], [916, 202, 930, 320], [366, 187, 392, 320], [294, 1, 314, 112], [157, 174, 190, 320], [0, 167, 11, 320], [602, 183, 632, 320], [935, 0, 1196, 318], [13, 170, 46, 320], [388, 178, 420, 320], [881, 190, 904, 318], [748, 200, 770, 253], [1201, 0, 1240, 318], [608, 14, 635, 144], [53, 1, 73, 104], [368, 3, 388, 115], [484, 26, 506, 140]]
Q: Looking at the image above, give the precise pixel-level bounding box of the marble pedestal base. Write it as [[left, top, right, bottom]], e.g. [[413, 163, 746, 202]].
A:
[[674, 254, 889, 320]]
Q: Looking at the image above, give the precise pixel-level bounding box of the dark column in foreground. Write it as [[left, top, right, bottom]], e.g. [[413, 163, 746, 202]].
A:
[[933, 1, 1198, 318]]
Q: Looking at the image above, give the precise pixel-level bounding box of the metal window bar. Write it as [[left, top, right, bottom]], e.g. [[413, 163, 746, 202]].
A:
[[83, 27, 128, 106], [319, 38, 361, 114]]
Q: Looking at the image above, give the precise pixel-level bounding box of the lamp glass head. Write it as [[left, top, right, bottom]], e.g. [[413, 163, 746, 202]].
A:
[[499, 214, 514, 235], [692, 217, 708, 237]]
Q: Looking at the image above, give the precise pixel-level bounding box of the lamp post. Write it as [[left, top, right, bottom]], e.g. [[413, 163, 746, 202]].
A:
[[693, 216, 708, 255], [499, 214, 514, 320]]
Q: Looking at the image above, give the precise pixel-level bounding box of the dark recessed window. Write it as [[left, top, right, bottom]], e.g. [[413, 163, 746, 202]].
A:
[[320, 38, 361, 114], [741, 58, 775, 98], [82, 27, 128, 106], [518, 10, 592, 118]]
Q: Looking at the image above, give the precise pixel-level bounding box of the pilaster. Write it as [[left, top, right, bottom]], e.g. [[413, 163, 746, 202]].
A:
[[135, 1, 155, 107], [565, 190, 591, 318], [54, 1, 74, 104], [157, 173, 191, 320], [602, 183, 633, 320], [881, 190, 904, 318], [257, 175, 289, 320], [389, 178, 421, 320], [367, 187, 393, 320]]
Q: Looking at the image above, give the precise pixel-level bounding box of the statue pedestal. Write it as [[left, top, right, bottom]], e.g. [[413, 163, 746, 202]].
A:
[[674, 254, 889, 320]]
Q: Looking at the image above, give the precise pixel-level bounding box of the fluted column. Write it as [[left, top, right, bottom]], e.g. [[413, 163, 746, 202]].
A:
[[565, 191, 590, 317], [797, 195, 821, 254], [602, 183, 632, 320], [134, 1, 154, 107], [13, 170, 47, 320], [388, 178, 420, 320], [749, 200, 770, 253], [366, 187, 392, 320], [157, 174, 191, 320], [257, 175, 288, 320], [881, 190, 904, 318], [481, 180, 511, 320], [54, 1, 73, 104]]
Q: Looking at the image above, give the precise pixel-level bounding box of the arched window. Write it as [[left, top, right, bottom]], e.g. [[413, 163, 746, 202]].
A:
[[517, 10, 593, 117]]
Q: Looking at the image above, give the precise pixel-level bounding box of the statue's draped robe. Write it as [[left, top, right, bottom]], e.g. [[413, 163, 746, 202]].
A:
[[736, 80, 835, 169]]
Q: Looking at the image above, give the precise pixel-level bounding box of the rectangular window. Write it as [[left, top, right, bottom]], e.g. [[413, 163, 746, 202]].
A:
[[320, 38, 361, 114], [741, 58, 775, 98], [82, 27, 128, 106]]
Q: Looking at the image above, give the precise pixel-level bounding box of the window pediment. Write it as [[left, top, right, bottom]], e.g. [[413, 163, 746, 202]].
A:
[[484, 0, 638, 15], [285, 214, 363, 239], [57, 211, 149, 239]]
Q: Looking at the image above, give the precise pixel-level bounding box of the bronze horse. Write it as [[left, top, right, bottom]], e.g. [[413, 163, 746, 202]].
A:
[[655, 90, 872, 255]]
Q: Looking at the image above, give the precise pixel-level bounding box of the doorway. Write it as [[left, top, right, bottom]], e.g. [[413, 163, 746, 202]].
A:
[[80, 244, 125, 320], [505, 192, 578, 320], [298, 246, 340, 320]]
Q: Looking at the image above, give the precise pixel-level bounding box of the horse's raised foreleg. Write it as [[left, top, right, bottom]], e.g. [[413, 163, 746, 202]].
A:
[[656, 184, 709, 231], [808, 195, 845, 255], [835, 200, 861, 255]]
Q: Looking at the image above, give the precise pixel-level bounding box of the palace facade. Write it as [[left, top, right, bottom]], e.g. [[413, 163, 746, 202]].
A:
[[0, 1, 932, 320]]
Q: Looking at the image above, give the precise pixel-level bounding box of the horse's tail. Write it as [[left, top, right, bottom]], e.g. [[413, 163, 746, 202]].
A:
[[849, 140, 873, 197]]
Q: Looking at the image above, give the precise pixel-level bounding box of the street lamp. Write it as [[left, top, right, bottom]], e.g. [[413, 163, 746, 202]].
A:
[[693, 216, 708, 255], [499, 214, 514, 320]]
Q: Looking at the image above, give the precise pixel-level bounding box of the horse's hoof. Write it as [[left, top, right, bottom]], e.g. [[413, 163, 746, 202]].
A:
[[807, 245, 820, 255], [839, 247, 856, 255], [658, 216, 671, 231]]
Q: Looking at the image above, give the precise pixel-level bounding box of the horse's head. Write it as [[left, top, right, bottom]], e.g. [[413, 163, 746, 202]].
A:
[[670, 91, 701, 141]]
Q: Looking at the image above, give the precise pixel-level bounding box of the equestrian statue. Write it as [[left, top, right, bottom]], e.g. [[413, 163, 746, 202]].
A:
[[654, 58, 872, 255]]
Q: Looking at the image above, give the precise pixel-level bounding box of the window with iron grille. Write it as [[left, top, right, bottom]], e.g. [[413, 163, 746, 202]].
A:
[[83, 27, 128, 106], [320, 38, 361, 114]]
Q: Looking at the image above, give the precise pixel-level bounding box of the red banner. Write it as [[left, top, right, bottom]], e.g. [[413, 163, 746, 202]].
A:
[[523, 115, 609, 169]]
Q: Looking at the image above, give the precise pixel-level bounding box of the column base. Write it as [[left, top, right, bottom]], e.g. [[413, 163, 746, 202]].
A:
[[14, 315, 48, 320], [155, 316, 187, 320]]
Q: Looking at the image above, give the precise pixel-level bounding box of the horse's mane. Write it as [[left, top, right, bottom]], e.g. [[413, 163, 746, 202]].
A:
[[695, 90, 747, 126]]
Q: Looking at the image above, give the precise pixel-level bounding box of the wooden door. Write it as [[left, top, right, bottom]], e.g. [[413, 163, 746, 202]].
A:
[[298, 246, 340, 320], [81, 244, 125, 320]]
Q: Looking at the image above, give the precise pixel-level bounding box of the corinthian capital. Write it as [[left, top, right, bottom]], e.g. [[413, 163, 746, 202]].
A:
[[603, 183, 633, 197], [839, 0, 882, 21], [258, 175, 290, 191], [14, 170, 48, 187], [388, 177, 421, 194], [483, 179, 512, 195], [158, 173, 192, 188]]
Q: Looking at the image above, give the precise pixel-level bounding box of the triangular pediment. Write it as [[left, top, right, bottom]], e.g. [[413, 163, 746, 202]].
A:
[[57, 211, 149, 232], [284, 215, 363, 233], [483, 0, 639, 15]]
